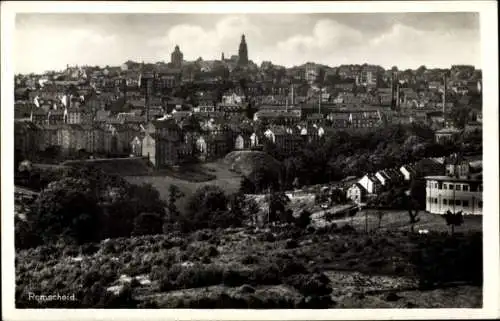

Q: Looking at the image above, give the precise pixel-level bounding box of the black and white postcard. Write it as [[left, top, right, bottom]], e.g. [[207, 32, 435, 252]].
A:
[[1, 1, 498, 320]]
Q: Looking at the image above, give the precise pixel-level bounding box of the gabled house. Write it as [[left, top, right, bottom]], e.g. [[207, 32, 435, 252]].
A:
[[400, 164, 416, 181], [347, 183, 366, 204], [358, 174, 382, 195], [375, 170, 392, 186]]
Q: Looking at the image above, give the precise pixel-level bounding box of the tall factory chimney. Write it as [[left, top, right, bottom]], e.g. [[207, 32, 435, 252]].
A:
[[442, 73, 447, 126], [391, 71, 400, 111], [122, 78, 127, 105], [146, 76, 153, 123]]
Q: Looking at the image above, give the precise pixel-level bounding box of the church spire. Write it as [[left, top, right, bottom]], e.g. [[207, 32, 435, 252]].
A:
[[238, 34, 248, 66]]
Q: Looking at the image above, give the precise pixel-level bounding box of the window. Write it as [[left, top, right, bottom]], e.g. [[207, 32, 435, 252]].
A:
[[463, 185, 469, 191], [456, 185, 461, 191], [443, 184, 447, 190], [435, 183, 438, 189], [443, 199, 448, 205], [455, 200, 461, 206], [434, 198, 438, 204], [478, 201, 483, 208], [463, 200, 469, 207]]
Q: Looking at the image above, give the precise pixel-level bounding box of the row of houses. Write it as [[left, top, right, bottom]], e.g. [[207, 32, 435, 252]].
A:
[[346, 158, 447, 203], [346, 154, 483, 215]]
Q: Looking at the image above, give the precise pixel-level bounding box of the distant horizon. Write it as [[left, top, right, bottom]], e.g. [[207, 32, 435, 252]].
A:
[[15, 13, 481, 74]]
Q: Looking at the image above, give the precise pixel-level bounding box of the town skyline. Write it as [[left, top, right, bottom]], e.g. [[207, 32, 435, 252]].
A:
[[15, 12, 481, 74]]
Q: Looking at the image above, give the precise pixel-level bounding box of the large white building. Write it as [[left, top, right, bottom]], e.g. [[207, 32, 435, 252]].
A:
[[425, 172, 482, 215]]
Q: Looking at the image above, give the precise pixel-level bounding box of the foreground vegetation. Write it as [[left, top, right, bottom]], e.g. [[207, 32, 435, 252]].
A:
[[16, 225, 482, 308]]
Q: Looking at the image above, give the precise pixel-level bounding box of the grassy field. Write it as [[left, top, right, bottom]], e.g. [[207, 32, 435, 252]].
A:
[[322, 210, 483, 234], [125, 161, 243, 212]]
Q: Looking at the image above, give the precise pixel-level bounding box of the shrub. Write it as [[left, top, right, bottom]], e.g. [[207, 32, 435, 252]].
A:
[[241, 255, 259, 265], [295, 210, 311, 229], [161, 264, 224, 291], [132, 213, 164, 236], [285, 239, 298, 249], [247, 264, 281, 285], [258, 231, 275, 242], [222, 269, 249, 287], [239, 284, 256, 293], [284, 273, 332, 296]]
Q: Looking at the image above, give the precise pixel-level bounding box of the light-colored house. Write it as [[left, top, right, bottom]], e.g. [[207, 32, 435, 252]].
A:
[[357, 174, 382, 195], [196, 136, 207, 156], [264, 128, 276, 143], [400, 164, 416, 181], [234, 134, 245, 150], [130, 136, 142, 157], [435, 127, 462, 144], [375, 170, 391, 186], [347, 183, 366, 204], [250, 132, 259, 147]]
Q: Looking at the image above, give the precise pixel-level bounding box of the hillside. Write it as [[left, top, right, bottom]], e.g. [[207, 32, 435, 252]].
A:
[[224, 150, 282, 179], [15, 226, 482, 309], [62, 157, 153, 176], [125, 161, 243, 213]]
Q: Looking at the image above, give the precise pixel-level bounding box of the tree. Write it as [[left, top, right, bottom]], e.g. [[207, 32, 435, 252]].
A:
[[295, 210, 311, 229], [402, 191, 420, 233], [30, 178, 101, 244], [443, 210, 464, 236], [267, 191, 290, 223], [244, 197, 260, 226], [132, 212, 163, 236], [447, 105, 471, 129], [183, 185, 229, 231], [375, 209, 385, 229], [329, 188, 347, 206], [166, 184, 184, 221]]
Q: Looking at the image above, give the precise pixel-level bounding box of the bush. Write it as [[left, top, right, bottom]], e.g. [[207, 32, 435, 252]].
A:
[[239, 284, 256, 293], [132, 212, 163, 236], [241, 255, 259, 265], [284, 273, 332, 297], [285, 239, 298, 249], [247, 264, 281, 285], [295, 210, 311, 229], [160, 264, 224, 291], [222, 269, 249, 287], [258, 231, 275, 242]]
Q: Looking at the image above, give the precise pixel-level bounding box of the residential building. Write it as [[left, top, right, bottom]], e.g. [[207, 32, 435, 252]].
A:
[[14, 121, 41, 157], [435, 127, 462, 144], [400, 164, 416, 181], [142, 120, 183, 167], [347, 183, 366, 204], [357, 174, 382, 195]]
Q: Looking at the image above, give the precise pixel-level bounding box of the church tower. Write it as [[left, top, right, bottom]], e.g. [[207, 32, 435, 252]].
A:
[[238, 34, 248, 66], [171, 45, 184, 68]]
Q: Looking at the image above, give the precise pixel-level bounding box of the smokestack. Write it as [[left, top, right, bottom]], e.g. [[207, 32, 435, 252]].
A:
[[318, 91, 321, 114], [146, 77, 152, 122], [122, 78, 127, 105], [396, 80, 400, 109], [442, 73, 447, 126]]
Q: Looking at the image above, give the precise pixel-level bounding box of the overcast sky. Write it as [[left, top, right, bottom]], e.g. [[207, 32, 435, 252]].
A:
[[15, 13, 480, 74]]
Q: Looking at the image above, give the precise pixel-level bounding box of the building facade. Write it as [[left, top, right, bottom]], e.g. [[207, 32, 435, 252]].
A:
[[425, 175, 482, 215]]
